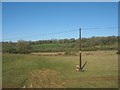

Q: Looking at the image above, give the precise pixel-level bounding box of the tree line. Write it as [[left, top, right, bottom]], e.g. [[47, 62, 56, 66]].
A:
[[2, 36, 118, 54]]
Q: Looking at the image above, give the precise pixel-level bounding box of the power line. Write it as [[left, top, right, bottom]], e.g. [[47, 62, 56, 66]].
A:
[[3, 27, 118, 41], [3, 29, 78, 41], [82, 27, 118, 30]]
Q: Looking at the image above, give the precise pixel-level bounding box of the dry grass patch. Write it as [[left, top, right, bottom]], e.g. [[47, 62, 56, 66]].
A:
[[31, 52, 64, 56], [25, 69, 64, 88]]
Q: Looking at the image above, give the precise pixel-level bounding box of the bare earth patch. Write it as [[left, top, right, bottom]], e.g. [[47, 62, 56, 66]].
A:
[[25, 69, 64, 88]]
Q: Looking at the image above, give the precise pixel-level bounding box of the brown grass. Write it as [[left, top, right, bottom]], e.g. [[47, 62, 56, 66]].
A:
[[25, 69, 64, 88], [31, 52, 64, 56]]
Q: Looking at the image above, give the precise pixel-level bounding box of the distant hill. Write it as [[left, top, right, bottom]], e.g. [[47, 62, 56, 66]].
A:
[[2, 36, 118, 54]]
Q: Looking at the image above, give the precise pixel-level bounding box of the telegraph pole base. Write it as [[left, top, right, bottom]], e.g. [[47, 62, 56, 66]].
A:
[[80, 68, 85, 72]]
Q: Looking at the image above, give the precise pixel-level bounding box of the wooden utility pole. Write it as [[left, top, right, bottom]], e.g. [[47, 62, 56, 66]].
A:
[[78, 28, 87, 72], [79, 28, 82, 72]]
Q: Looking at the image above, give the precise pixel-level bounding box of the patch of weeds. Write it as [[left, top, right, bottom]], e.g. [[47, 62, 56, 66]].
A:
[[19, 76, 27, 88]]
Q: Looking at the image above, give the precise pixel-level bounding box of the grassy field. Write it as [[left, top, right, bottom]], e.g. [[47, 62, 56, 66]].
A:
[[2, 51, 118, 88], [32, 43, 75, 52], [31, 43, 117, 52]]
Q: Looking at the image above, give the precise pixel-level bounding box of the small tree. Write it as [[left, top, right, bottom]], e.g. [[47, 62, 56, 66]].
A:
[[2, 41, 17, 53], [16, 40, 31, 54]]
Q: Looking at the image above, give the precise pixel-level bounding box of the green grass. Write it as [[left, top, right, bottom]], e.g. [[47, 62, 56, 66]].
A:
[[2, 51, 118, 88], [32, 43, 75, 52], [31, 43, 117, 52]]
